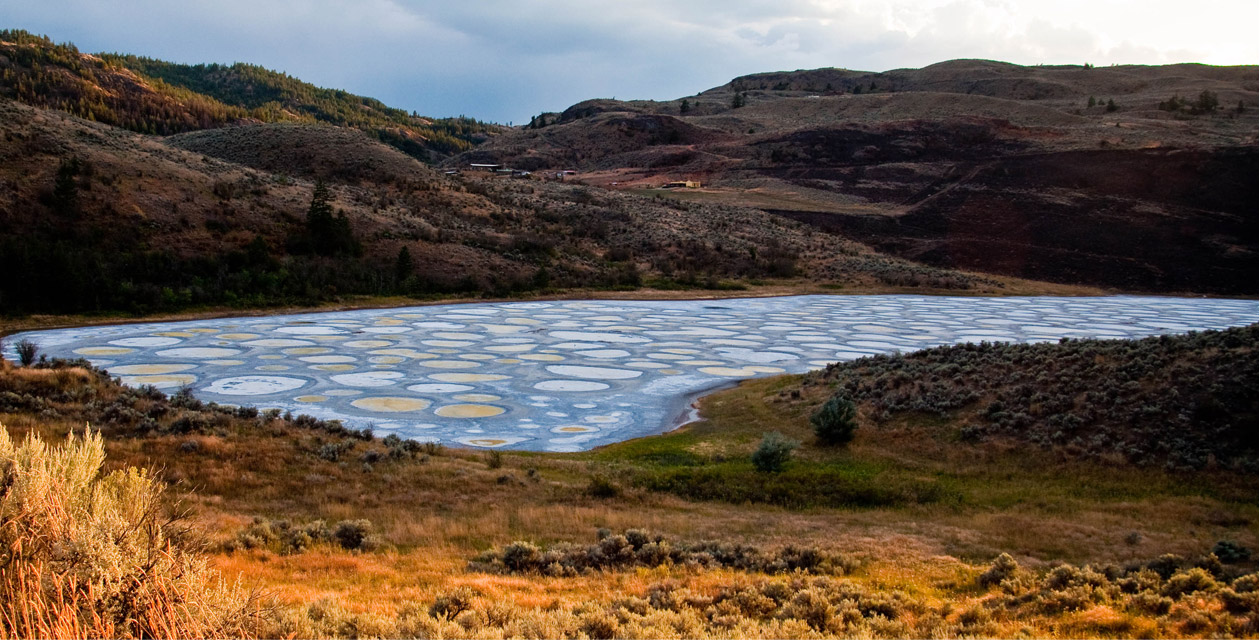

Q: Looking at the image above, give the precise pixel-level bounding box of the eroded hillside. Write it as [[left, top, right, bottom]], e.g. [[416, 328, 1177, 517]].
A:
[[453, 61, 1258, 294]]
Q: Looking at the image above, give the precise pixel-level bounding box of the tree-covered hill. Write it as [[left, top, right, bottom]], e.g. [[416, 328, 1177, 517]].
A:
[[0, 29, 499, 160]]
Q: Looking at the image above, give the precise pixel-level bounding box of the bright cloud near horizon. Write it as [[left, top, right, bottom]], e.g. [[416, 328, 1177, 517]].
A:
[[5, 1, 1256, 123]]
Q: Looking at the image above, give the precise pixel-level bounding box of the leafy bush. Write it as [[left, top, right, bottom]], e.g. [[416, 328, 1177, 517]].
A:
[[812, 394, 858, 445], [751, 432, 798, 473]]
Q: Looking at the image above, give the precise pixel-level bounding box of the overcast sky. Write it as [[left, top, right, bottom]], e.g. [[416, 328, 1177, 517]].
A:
[[6, 1, 1257, 123]]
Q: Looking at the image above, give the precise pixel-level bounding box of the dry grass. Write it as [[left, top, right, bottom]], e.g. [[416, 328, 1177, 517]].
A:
[[1, 353, 1254, 637], [0, 425, 262, 638]]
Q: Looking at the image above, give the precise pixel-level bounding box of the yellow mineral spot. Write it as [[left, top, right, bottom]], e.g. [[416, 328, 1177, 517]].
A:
[[370, 356, 406, 364], [312, 364, 356, 372], [434, 404, 506, 418], [453, 393, 502, 402], [496, 358, 522, 364], [374, 319, 405, 326], [661, 369, 682, 375], [296, 395, 328, 403], [215, 333, 260, 340], [120, 374, 196, 387], [344, 340, 394, 348], [460, 354, 496, 361], [154, 331, 195, 338], [351, 397, 432, 412], [557, 426, 595, 433], [74, 347, 135, 356], [108, 364, 195, 375], [466, 439, 507, 447], [187, 328, 219, 334], [258, 355, 285, 360]]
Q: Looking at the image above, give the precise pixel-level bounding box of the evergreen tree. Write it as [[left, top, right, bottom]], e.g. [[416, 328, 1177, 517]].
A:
[[680, 99, 691, 114], [1087, 96, 1096, 108], [51, 157, 80, 216], [394, 246, 413, 285], [811, 394, 858, 446]]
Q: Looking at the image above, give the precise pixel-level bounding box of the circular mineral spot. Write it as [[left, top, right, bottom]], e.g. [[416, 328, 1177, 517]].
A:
[[343, 340, 394, 348], [156, 347, 243, 359], [423, 340, 476, 348], [434, 404, 506, 418], [459, 354, 496, 361], [545, 365, 643, 380], [485, 344, 536, 353], [351, 397, 432, 412], [369, 348, 435, 359], [109, 336, 182, 347], [549, 331, 650, 344], [533, 380, 611, 392], [311, 364, 356, 372], [518, 354, 566, 362], [496, 359, 522, 364], [154, 331, 195, 338], [453, 393, 502, 402], [214, 333, 261, 340], [330, 371, 405, 387], [418, 360, 480, 369], [574, 349, 631, 359], [299, 355, 356, 364], [75, 347, 136, 356], [205, 376, 308, 395], [369, 356, 406, 365], [407, 383, 474, 393], [745, 366, 786, 374], [457, 436, 527, 448], [361, 326, 412, 334], [552, 425, 598, 433], [108, 364, 196, 375], [119, 374, 197, 389], [697, 366, 761, 376], [284, 347, 333, 355], [243, 338, 315, 347], [295, 395, 328, 403], [429, 373, 510, 383], [275, 326, 346, 335], [187, 328, 219, 333]]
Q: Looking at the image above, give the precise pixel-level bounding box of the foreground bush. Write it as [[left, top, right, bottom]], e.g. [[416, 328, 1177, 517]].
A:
[[0, 425, 259, 638]]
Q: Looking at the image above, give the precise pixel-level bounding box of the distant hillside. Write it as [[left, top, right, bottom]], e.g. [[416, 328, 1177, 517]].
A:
[[0, 29, 499, 161], [453, 60, 1258, 295], [0, 97, 999, 315]]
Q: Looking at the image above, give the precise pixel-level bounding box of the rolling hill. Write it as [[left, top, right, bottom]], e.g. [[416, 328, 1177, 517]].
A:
[[452, 61, 1258, 294]]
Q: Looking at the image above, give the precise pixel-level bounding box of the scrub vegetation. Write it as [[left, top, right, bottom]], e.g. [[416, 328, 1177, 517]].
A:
[[0, 325, 1255, 637]]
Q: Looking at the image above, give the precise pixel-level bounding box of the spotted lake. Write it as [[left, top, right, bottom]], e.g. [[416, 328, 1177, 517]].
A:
[[7, 295, 1256, 451]]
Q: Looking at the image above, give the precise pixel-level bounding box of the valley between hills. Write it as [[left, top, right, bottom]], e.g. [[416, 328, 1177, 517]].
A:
[[0, 28, 1257, 639]]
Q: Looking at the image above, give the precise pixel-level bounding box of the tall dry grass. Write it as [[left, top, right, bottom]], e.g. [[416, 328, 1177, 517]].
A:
[[0, 424, 262, 639]]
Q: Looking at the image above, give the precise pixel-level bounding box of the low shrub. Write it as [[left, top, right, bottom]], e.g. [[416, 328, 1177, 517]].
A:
[[751, 432, 797, 473]]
